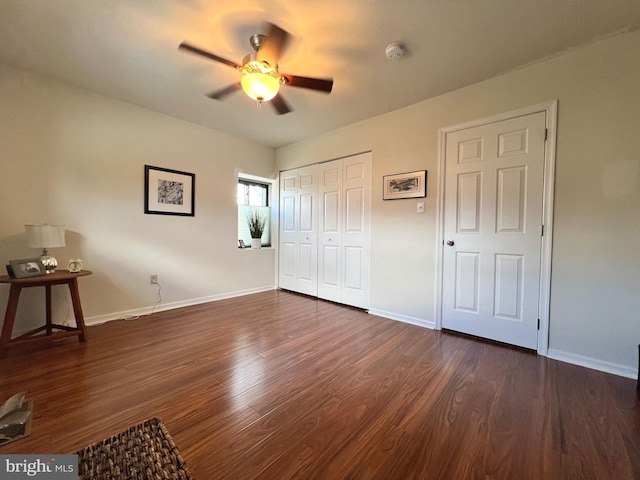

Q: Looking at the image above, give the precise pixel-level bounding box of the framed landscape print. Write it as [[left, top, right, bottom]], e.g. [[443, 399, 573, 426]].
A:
[[383, 170, 427, 200], [144, 165, 195, 216]]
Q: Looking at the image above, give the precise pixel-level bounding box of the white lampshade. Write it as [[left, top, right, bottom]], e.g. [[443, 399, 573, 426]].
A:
[[25, 224, 66, 248]]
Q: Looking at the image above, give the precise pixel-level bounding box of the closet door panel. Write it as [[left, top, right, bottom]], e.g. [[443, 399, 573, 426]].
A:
[[318, 161, 342, 302], [341, 153, 371, 309], [296, 165, 318, 296], [278, 170, 298, 291]]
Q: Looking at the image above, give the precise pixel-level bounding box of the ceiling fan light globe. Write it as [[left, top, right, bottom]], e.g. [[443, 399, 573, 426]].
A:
[[241, 73, 280, 102]]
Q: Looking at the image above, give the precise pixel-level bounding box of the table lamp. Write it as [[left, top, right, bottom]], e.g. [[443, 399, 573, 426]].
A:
[[25, 224, 66, 273]]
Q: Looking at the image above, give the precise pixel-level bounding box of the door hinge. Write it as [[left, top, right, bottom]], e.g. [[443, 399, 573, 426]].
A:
[[541, 224, 544, 236], [544, 128, 548, 141], [537, 319, 540, 330]]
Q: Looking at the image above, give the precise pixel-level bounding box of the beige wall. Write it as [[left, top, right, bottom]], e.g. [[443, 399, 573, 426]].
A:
[[1, 29, 638, 377], [0, 64, 277, 330], [277, 30, 640, 376]]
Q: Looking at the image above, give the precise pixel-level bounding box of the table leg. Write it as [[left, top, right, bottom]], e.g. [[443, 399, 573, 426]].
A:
[[68, 279, 88, 342], [1, 284, 22, 351], [45, 284, 53, 335]]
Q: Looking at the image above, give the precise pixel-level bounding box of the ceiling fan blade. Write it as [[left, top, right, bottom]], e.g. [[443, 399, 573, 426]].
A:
[[271, 94, 292, 115], [281, 74, 333, 93], [179, 42, 241, 70], [206, 83, 241, 100], [257, 22, 290, 67]]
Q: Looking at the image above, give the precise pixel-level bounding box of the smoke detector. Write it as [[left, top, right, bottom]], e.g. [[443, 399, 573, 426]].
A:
[[385, 42, 406, 60]]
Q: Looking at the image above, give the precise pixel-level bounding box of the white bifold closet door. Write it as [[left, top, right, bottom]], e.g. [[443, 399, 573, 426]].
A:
[[278, 165, 318, 297], [317, 153, 371, 308], [279, 152, 371, 309]]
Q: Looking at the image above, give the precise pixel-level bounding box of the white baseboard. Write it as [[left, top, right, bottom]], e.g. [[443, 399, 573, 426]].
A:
[[85, 285, 276, 327], [546, 348, 638, 380], [367, 308, 435, 330]]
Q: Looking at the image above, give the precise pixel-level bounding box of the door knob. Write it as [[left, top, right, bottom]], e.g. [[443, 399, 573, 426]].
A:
[[446, 240, 455, 246]]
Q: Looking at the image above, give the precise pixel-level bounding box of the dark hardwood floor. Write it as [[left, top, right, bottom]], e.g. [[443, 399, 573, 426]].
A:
[[1, 290, 638, 479]]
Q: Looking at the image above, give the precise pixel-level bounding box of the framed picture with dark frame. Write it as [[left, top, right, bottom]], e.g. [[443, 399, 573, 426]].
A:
[[144, 165, 195, 216], [7, 258, 46, 279], [383, 170, 427, 200]]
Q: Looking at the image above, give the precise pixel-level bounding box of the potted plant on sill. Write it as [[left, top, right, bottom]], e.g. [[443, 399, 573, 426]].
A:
[[247, 210, 266, 249]]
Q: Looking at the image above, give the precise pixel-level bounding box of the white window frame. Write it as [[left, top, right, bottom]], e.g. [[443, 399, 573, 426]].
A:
[[237, 172, 275, 248]]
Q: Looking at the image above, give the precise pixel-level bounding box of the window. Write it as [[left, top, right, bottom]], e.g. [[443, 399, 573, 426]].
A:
[[237, 180, 269, 207], [237, 176, 271, 247]]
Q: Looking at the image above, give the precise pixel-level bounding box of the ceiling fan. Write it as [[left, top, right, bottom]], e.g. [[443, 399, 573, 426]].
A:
[[179, 22, 334, 115]]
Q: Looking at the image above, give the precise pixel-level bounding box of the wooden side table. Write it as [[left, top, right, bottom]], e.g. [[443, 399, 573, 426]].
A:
[[0, 270, 92, 353]]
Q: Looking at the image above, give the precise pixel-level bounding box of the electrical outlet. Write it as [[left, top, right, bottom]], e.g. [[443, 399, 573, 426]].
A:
[[150, 274, 158, 284]]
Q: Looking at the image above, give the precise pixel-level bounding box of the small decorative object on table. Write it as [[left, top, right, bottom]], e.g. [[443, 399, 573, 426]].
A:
[[6, 258, 46, 279], [68, 259, 83, 273]]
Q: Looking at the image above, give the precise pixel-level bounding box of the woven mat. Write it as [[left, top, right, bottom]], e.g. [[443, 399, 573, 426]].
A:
[[76, 417, 193, 480]]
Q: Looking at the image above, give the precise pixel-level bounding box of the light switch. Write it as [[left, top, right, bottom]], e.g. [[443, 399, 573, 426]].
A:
[[417, 202, 424, 214]]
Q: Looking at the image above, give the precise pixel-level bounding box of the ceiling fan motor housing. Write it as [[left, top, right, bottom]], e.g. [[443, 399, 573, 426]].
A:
[[250, 33, 266, 52], [241, 53, 280, 79]]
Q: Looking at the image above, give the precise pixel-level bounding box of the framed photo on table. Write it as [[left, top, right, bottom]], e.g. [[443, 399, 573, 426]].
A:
[[144, 165, 195, 216], [383, 170, 427, 200], [7, 258, 46, 278]]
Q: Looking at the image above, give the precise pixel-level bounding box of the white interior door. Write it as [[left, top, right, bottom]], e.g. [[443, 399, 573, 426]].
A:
[[441, 112, 546, 349]]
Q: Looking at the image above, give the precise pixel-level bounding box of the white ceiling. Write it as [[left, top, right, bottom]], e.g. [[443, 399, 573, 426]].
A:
[[1, 0, 639, 148]]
